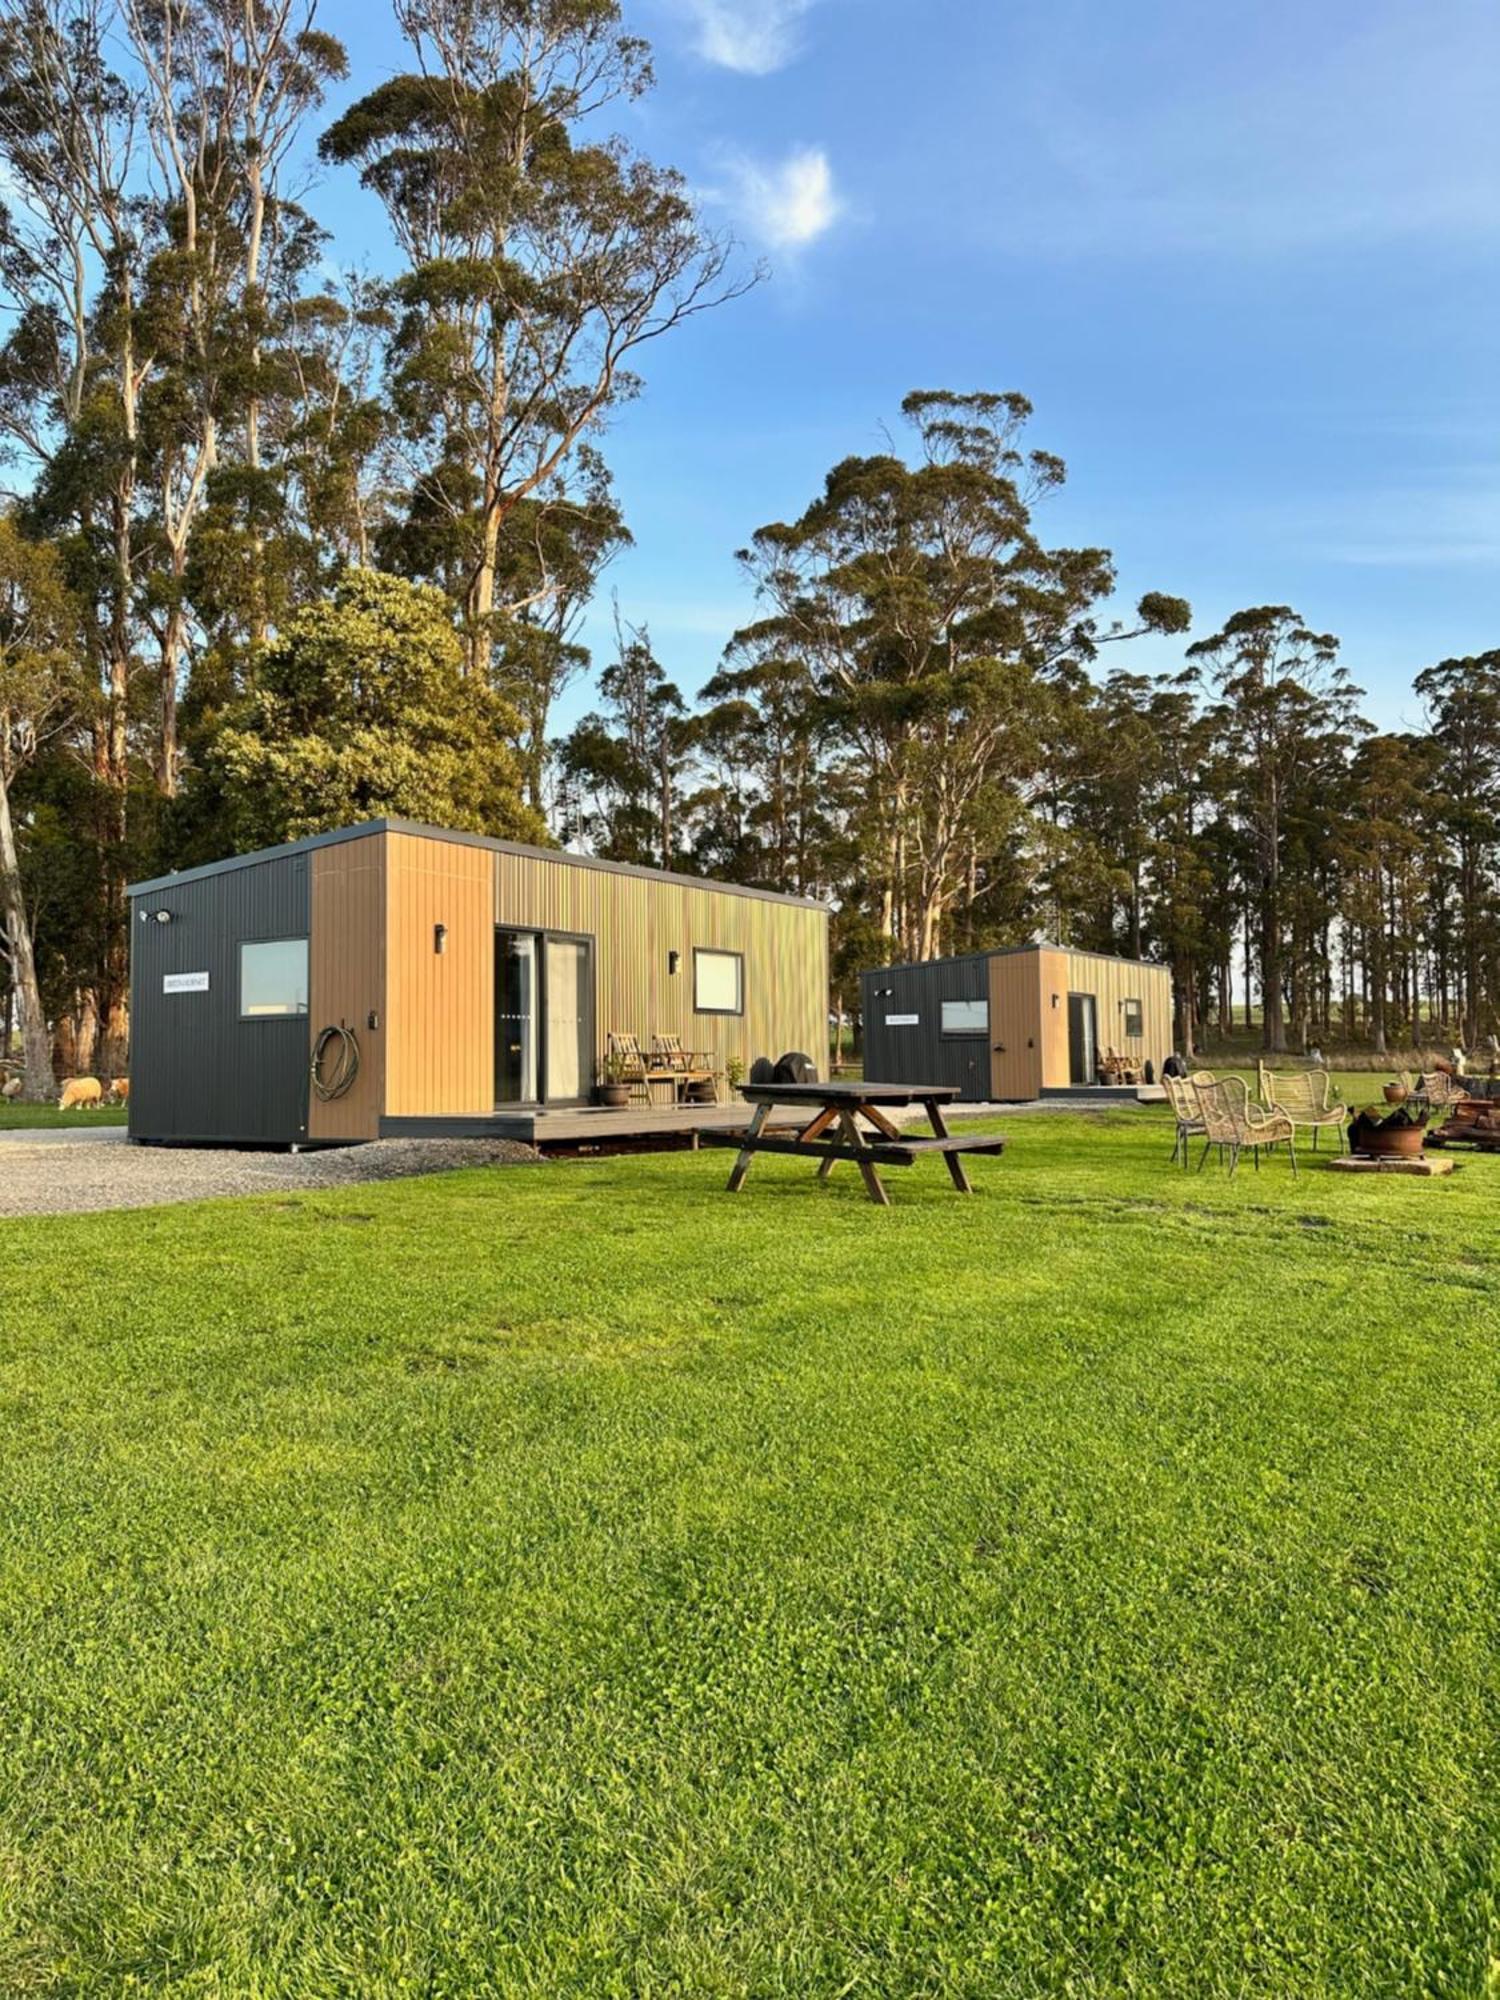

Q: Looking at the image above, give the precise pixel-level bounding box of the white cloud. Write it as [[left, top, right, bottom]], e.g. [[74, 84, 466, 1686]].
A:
[[676, 0, 814, 75], [723, 146, 842, 249]]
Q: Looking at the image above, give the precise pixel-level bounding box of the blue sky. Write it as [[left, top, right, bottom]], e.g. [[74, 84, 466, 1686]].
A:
[[313, 0, 1500, 733]]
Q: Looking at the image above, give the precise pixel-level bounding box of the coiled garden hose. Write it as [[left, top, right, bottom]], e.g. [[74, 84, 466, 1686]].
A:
[[311, 1023, 361, 1102]]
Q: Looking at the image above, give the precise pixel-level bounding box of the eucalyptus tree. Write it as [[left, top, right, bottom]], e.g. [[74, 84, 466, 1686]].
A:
[[0, 0, 152, 1068], [321, 0, 745, 679], [737, 390, 1190, 960], [1190, 607, 1362, 1053], [695, 635, 833, 898], [0, 516, 81, 1098], [1414, 652, 1500, 1045], [555, 613, 691, 867], [124, 0, 347, 789]]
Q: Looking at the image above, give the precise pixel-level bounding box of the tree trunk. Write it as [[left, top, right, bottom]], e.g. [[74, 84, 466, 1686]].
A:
[[0, 772, 53, 1100]]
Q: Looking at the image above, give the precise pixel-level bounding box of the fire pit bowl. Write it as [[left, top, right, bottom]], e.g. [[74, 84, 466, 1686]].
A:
[[1357, 1122, 1426, 1159], [1349, 1100, 1431, 1161]]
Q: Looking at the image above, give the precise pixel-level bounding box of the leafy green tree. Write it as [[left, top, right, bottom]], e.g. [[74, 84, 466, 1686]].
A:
[[320, 0, 743, 677], [1190, 607, 1362, 1053], [1414, 653, 1500, 1045], [738, 390, 1189, 960], [0, 517, 81, 1098], [206, 567, 543, 845], [693, 637, 833, 897], [555, 614, 690, 866]]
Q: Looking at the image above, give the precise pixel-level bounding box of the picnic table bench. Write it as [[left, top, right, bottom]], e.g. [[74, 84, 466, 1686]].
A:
[[699, 1081, 1004, 1206]]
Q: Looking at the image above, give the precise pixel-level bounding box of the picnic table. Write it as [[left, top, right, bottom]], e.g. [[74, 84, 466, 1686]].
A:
[[700, 1080, 1004, 1207]]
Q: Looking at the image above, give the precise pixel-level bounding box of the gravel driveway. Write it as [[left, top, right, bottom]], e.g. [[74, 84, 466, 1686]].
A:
[[0, 1126, 541, 1218]]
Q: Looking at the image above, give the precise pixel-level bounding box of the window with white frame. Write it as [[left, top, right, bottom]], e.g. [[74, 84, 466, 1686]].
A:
[[693, 947, 744, 1016], [240, 938, 309, 1018], [1123, 997, 1144, 1038], [941, 998, 989, 1037]]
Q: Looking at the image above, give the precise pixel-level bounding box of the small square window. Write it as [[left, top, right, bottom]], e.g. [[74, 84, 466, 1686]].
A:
[[941, 998, 989, 1037], [694, 947, 743, 1016], [240, 938, 309, 1018], [1123, 998, 1143, 1038]]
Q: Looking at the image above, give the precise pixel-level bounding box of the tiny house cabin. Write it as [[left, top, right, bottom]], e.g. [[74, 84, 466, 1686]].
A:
[[128, 820, 828, 1145], [861, 945, 1172, 1102]]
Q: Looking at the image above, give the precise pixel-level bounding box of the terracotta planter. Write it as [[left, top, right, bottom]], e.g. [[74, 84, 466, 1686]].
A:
[[1383, 1083, 1408, 1105], [596, 1083, 630, 1108], [1357, 1121, 1426, 1159]]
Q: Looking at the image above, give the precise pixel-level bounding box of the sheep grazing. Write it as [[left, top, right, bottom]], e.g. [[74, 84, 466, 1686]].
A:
[[59, 1076, 104, 1111], [1, 1076, 21, 1099], [107, 1078, 130, 1104]]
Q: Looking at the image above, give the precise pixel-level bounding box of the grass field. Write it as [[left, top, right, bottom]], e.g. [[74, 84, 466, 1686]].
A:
[[2, 1106, 1497, 1995], [0, 1103, 128, 1130]]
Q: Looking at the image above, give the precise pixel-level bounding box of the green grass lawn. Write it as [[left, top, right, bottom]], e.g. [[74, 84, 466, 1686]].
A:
[[0, 1103, 127, 1130], [2, 1110, 1498, 1995]]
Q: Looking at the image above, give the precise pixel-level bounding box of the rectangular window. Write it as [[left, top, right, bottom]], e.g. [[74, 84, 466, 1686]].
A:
[[1123, 998, 1144, 1038], [694, 947, 744, 1016], [941, 998, 989, 1037], [240, 938, 309, 1018]]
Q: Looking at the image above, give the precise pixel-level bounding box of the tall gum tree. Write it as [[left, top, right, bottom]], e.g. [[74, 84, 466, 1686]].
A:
[[736, 390, 1190, 961], [1189, 606, 1363, 1054], [0, 0, 149, 1073], [320, 0, 748, 679], [0, 516, 81, 1099]]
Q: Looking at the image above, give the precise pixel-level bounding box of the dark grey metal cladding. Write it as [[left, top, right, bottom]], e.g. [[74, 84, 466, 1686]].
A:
[[861, 953, 993, 1101], [129, 853, 310, 1143]]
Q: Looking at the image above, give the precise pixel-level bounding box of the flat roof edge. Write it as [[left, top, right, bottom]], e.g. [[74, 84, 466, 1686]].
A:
[[862, 943, 1170, 979], [129, 818, 828, 912]]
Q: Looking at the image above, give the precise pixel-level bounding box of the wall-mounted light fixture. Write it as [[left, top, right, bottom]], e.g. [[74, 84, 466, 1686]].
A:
[[1051, 993, 1060, 1008], [434, 923, 448, 955], [668, 949, 681, 975], [138, 907, 174, 925]]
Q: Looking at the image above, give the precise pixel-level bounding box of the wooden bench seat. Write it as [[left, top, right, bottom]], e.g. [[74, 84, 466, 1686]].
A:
[[699, 1130, 1006, 1168]]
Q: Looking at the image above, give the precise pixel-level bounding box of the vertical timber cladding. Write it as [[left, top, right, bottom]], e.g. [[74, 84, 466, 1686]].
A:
[[385, 832, 496, 1116], [491, 850, 827, 1082], [987, 953, 1044, 1100], [308, 833, 386, 1141], [129, 851, 310, 1143], [1036, 947, 1173, 1087]]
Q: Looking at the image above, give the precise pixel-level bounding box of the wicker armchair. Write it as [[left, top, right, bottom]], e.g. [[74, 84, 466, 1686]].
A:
[[1259, 1068, 1346, 1152], [1162, 1072, 1206, 1167], [1416, 1070, 1467, 1108], [1193, 1076, 1298, 1178]]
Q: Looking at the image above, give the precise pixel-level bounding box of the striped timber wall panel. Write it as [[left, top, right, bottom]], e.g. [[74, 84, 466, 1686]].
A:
[[308, 834, 386, 1141], [385, 833, 496, 1117], [1038, 949, 1173, 1087], [492, 850, 828, 1082]]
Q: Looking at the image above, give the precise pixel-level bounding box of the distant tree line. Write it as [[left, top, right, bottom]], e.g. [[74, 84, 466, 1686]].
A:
[[0, 0, 1495, 1098]]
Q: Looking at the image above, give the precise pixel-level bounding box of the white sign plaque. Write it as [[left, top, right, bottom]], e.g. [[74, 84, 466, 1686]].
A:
[[163, 971, 210, 994], [885, 1013, 919, 1027]]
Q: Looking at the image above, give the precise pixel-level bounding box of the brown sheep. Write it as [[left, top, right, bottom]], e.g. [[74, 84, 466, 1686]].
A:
[[59, 1076, 104, 1111], [107, 1077, 131, 1104]]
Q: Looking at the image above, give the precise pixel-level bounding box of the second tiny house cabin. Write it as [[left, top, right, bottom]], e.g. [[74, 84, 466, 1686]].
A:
[[861, 945, 1172, 1102], [128, 821, 828, 1146]]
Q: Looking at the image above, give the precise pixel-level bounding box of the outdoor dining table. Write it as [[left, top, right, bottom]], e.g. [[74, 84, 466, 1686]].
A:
[[700, 1079, 1005, 1207]]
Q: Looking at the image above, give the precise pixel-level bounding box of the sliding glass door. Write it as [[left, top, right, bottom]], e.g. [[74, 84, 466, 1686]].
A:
[[495, 929, 593, 1106]]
